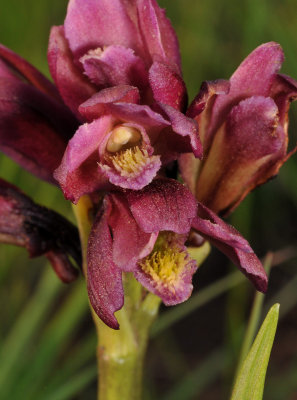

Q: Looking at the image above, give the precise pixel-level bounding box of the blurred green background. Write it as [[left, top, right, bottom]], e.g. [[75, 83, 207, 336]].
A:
[[0, 0, 297, 399]]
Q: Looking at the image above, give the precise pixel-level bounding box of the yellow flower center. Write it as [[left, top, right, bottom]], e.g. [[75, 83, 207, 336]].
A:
[[106, 126, 142, 153], [108, 146, 149, 176], [139, 247, 188, 292]]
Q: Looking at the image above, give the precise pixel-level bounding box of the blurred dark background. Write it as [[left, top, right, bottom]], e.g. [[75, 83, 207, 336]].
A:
[[0, 0, 297, 399]]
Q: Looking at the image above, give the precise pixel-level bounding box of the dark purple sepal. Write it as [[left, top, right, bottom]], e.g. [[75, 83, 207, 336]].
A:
[[108, 193, 156, 271], [87, 200, 124, 329], [126, 178, 197, 234], [0, 178, 81, 283], [191, 202, 267, 292], [0, 44, 60, 100], [0, 78, 78, 184]]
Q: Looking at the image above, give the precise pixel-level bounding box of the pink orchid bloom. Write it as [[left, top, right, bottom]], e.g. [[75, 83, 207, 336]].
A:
[[87, 179, 267, 329], [56, 99, 201, 202], [180, 42, 297, 215], [48, 0, 202, 198], [0, 178, 81, 283], [48, 0, 186, 116]]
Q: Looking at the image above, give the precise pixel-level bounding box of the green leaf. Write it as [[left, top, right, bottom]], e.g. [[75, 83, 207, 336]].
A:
[[230, 304, 280, 400]]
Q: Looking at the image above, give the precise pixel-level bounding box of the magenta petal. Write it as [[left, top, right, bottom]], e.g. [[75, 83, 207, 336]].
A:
[[79, 86, 140, 121], [209, 42, 284, 135], [0, 78, 77, 184], [0, 178, 80, 283], [102, 102, 170, 131], [137, 0, 181, 72], [157, 103, 202, 158], [0, 44, 60, 100], [65, 0, 143, 59], [54, 116, 114, 202], [87, 202, 124, 329], [192, 203, 252, 252], [149, 61, 187, 111], [192, 203, 267, 292], [48, 26, 96, 117], [108, 193, 156, 270], [81, 45, 148, 90], [127, 178, 197, 234]]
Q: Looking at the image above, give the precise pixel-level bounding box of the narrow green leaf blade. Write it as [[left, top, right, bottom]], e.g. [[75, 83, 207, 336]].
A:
[[231, 303, 280, 400]]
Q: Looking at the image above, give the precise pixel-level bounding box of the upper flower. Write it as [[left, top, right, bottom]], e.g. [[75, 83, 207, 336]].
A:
[[47, 0, 202, 197], [180, 42, 297, 215], [48, 0, 187, 117], [55, 97, 201, 202]]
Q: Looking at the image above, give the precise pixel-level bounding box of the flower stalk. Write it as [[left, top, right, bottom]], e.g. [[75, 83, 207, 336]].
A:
[[74, 196, 161, 400]]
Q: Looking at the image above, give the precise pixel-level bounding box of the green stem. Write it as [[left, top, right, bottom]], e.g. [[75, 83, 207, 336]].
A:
[[73, 197, 161, 400]]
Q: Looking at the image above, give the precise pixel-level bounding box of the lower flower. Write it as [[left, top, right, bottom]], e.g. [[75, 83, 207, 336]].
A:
[[86, 178, 267, 329]]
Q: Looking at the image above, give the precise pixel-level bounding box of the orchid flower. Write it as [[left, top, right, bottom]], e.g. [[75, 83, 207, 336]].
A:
[[48, 0, 186, 116], [180, 42, 297, 215], [48, 0, 202, 197], [87, 179, 267, 329]]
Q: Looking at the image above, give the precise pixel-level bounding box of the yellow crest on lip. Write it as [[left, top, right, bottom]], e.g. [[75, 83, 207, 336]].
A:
[[108, 146, 149, 176], [139, 245, 188, 293]]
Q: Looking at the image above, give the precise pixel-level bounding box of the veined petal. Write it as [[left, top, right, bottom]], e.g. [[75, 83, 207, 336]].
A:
[[81, 45, 148, 91], [0, 78, 77, 184], [134, 232, 197, 305], [48, 26, 96, 117], [108, 193, 157, 270], [196, 96, 282, 215], [65, 0, 143, 60], [79, 86, 140, 121], [0, 178, 80, 283], [192, 203, 267, 292], [137, 0, 181, 73], [54, 116, 114, 202], [127, 178, 197, 234], [149, 61, 187, 111], [87, 201, 124, 329]]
